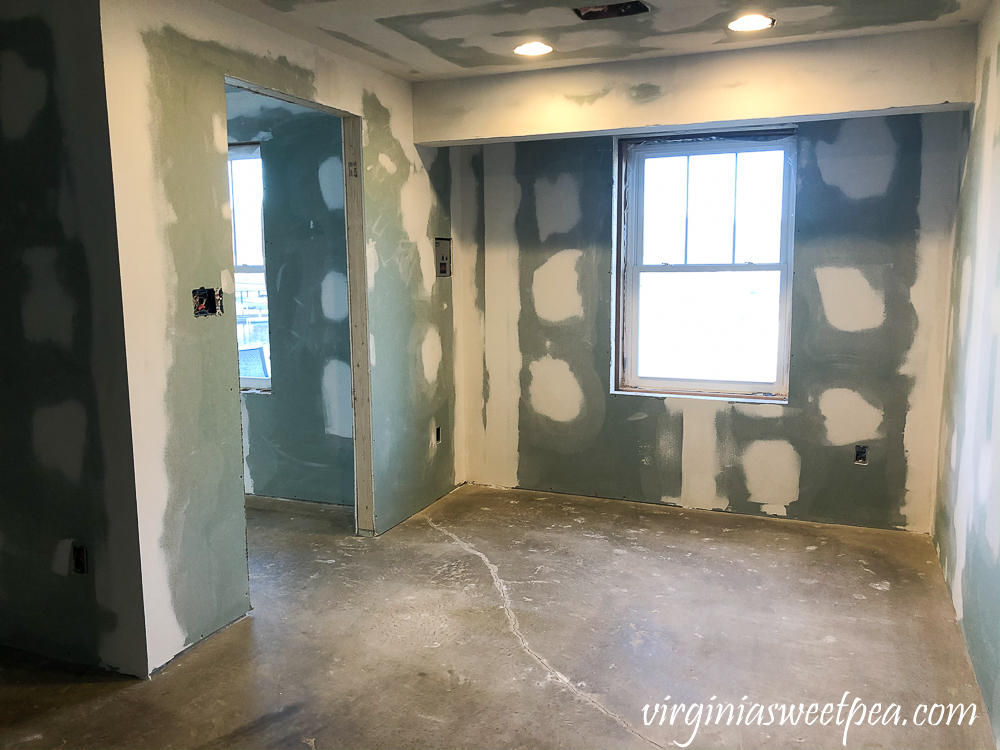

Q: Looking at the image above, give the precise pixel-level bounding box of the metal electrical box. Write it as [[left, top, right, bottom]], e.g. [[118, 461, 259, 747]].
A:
[[435, 238, 452, 277]]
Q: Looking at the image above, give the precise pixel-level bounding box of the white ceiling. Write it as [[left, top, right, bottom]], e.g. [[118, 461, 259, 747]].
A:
[[215, 0, 988, 81]]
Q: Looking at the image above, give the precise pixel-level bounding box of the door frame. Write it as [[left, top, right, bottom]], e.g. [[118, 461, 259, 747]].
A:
[[224, 76, 375, 536]]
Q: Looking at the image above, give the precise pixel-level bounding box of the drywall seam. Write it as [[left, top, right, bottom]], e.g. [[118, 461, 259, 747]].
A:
[[482, 143, 520, 487], [413, 27, 976, 145], [450, 145, 486, 483], [901, 111, 962, 533], [675, 399, 728, 510]]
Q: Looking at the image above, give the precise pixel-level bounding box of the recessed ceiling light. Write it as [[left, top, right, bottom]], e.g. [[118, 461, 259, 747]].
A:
[[728, 14, 776, 31], [514, 41, 553, 56]]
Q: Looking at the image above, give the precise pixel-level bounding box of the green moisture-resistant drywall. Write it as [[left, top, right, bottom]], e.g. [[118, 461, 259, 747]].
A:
[[0, 3, 145, 674], [514, 137, 684, 503], [362, 92, 456, 532], [934, 3, 1000, 741], [234, 97, 355, 505], [512, 112, 965, 530], [140, 26, 319, 649]]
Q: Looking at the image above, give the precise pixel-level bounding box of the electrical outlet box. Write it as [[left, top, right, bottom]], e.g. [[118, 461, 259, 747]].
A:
[[435, 426, 442, 444], [72, 545, 88, 574], [192, 287, 224, 317], [435, 238, 452, 277], [854, 445, 869, 465]]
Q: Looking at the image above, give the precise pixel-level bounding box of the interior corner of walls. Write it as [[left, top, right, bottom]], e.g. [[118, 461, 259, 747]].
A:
[[898, 110, 967, 534], [481, 143, 521, 489]]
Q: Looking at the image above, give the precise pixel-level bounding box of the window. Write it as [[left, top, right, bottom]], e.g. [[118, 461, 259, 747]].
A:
[[615, 132, 796, 402], [228, 144, 271, 390]]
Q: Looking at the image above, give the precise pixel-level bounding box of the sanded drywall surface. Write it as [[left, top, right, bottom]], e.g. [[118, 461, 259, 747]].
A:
[[934, 0, 1000, 742], [0, 1, 146, 675], [414, 27, 976, 145], [454, 111, 964, 532], [229, 91, 356, 506], [100, 0, 453, 670]]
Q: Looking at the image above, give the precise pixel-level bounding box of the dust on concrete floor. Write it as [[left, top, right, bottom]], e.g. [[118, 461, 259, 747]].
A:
[[0, 485, 992, 750]]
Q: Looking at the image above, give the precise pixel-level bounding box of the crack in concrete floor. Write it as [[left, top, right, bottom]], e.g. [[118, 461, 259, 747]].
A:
[[425, 516, 666, 750]]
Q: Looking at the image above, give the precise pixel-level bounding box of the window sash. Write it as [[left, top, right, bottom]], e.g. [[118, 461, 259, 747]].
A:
[[617, 133, 796, 401]]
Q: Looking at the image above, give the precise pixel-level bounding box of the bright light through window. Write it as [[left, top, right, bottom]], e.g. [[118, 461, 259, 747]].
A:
[[617, 133, 796, 400], [228, 144, 271, 389]]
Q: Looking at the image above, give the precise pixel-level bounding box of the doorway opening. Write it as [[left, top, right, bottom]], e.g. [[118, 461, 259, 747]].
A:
[[224, 79, 373, 536]]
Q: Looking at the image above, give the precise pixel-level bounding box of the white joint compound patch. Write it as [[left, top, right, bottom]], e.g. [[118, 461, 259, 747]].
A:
[[675, 399, 728, 510], [815, 117, 897, 200], [773, 4, 834, 22], [318, 156, 345, 210], [220, 268, 235, 295], [22, 247, 74, 349], [320, 271, 349, 321], [534, 173, 582, 242], [365, 238, 379, 290], [32, 400, 86, 483], [532, 249, 584, 323], [400, 169, 435, 296], [212, 113, 228, 154], [0, 50, 48, 140], [50, 539, 72, 577], [815, 267, 885, 331], [377, 153, 397, 174], [528, 356, 583, 422], [422, 325, 442, 386], [819, 388, 883, 445], [240, 396, 253, 494], [322, 359, 353, 438], [733, 403, 785, 418], [743, 440, 800, 516]]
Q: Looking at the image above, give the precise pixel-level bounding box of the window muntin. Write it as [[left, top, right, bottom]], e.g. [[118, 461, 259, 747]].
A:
[[228, 144, 271, 390], [617, 133, 796, 402]]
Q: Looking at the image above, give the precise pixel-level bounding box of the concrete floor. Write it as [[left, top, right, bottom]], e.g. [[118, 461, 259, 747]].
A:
[[0, 485, 992, 750]]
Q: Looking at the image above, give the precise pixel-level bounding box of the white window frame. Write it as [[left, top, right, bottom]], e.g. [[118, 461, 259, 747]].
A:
[[228, 143, 271, 391], [614, 131, 797, 403]]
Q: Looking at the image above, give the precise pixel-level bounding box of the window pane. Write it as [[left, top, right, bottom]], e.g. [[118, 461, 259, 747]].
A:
[[229, 151, 270, 385], [230, 157, 264, 267], [642, 156, 687, 265], [686, 153, 735, 265], [735, 150, 784, 264], [234, 272, 270, 380], [636, 270, 780, 383]]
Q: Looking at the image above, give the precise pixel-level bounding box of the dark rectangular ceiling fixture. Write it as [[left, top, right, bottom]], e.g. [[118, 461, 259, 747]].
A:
[[573, 2, 650, 21]]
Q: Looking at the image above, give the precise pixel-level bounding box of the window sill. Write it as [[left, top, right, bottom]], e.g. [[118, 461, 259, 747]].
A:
[[611, 387, 787, 405]]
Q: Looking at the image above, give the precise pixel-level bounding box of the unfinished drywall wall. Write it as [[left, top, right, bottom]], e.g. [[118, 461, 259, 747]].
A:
[[228, 90, 356, 505], [100, 0, 454, 671], [414, 27, 976, 145], [934, 0, 1000, 742], [0, 0, 146, 675], [363, 92, 456, 531], [454, 110, 964, 532]]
